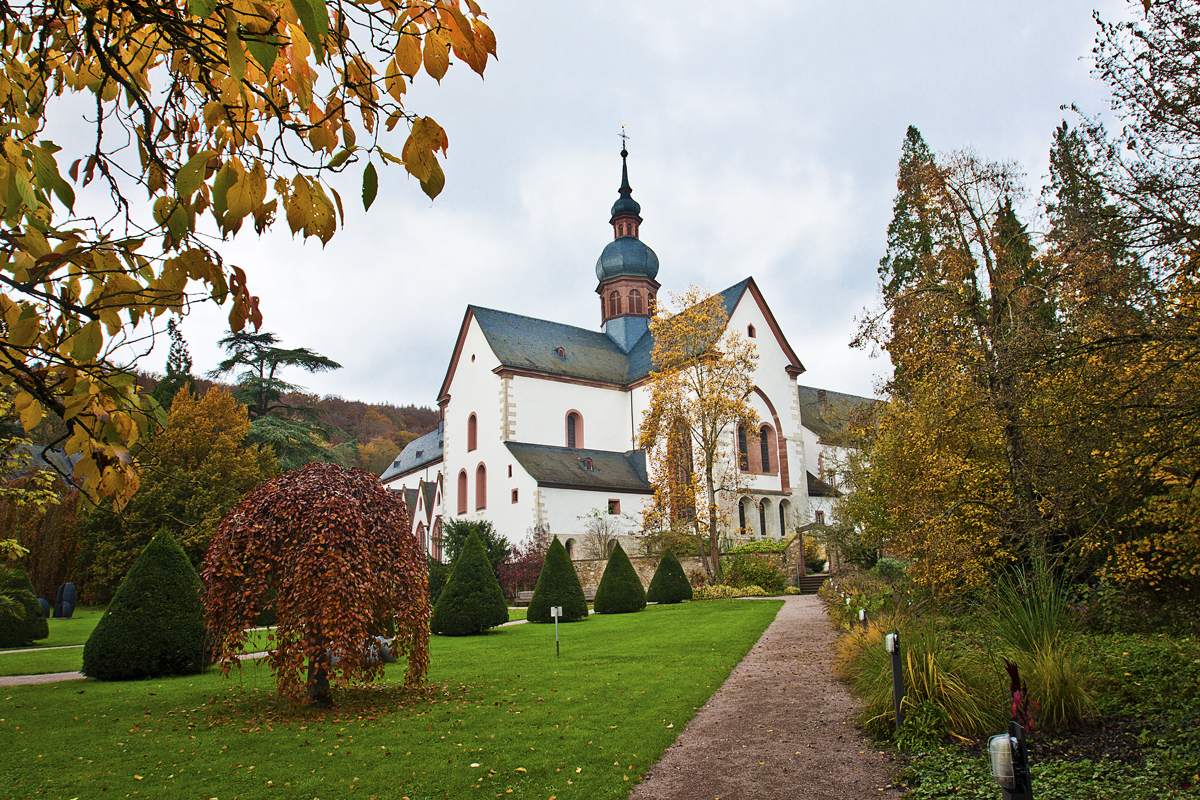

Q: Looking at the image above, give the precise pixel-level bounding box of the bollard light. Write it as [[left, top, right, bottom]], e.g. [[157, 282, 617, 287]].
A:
[[989, 721, 1033, 800]]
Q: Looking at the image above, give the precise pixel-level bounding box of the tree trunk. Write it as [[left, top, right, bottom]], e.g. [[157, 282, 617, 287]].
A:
[[705, 466, 722, 581], [307, 658, 332, 707]]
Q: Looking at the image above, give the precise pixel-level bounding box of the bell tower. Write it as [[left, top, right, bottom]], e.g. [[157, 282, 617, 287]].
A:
[[594, 146, 660, 351]]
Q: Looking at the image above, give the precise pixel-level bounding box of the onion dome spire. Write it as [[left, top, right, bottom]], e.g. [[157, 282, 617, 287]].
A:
[[609, 138, 642, 239]]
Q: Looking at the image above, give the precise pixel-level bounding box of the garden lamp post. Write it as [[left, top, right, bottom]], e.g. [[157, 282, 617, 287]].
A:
[[988, 720, 1033, 800]]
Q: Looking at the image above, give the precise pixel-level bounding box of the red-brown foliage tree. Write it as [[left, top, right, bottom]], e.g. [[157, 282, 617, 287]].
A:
[[202, 464, 429, 707]]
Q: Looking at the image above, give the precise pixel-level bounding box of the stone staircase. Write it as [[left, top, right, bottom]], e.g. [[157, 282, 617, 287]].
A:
[[795, 574, 829, 595]]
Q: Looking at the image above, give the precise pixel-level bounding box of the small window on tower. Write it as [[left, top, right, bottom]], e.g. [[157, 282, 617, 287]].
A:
[[629, 289, 643, 314], [747, 324, 756, 338], [609, 290, 622, 317], [512, 489, 519, 504], [508, 464, 513, 478]]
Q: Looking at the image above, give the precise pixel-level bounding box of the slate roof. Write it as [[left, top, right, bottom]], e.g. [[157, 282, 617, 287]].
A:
[[797, 385, 877, 444], [505, 442, 654, 494], [807, 471, 840, 498], [465, 277, 765, 388], [420, 479, 437, 521], [4, 444, 78, 483], [402, 486, 419, 513], [379, 424, 443, 483], [472, 307, 633, 384]]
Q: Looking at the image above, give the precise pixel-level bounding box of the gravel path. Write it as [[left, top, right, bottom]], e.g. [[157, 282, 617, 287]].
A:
[[628, 595, 902, 800]]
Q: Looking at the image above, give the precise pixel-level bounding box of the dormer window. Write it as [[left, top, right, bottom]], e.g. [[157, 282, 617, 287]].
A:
[[556, 346, 566, 358], [582, 457, 594, 471]]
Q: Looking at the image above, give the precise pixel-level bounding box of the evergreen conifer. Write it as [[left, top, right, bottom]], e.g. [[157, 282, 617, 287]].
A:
[[527, 538, 588, 623], [83, 529, 207, 680], [0, 566, 48, 647], [430, 532, 508, 636], [646, 548, 693, 604], [593, 541, 647, 614]]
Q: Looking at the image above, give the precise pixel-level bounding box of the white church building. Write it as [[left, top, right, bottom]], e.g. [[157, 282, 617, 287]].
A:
[[380, 149, 869, 559]]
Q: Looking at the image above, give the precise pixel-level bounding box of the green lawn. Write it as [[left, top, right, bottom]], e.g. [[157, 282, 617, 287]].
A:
[[0, 599, 781, 799]]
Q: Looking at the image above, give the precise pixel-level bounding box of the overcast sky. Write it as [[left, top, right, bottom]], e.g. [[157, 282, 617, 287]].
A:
[[162, 0, 1132, 408]]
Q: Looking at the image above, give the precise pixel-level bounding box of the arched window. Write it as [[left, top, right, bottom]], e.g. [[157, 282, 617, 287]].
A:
[[475, 464, 487, 510], [566, 411, 583, 448], [779, 499, 790, 537], [564, 538, 576, 559], [737, 426, 749, 471], [467, 413, 477, 451], [609, 290, 622, 317], [457, 470, 468, 515], [606, 539, 618, 557], [629, 289, 643, 314], [759, 424, 776, 474], [738, 498, 748, 535], [758, 501, 767, 541], [417, 523, 427, 555], [747, 324, 756, 338], [432, 517, 443, 561]]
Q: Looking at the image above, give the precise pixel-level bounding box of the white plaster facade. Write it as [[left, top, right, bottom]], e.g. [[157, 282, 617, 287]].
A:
[[378, 154, 874, 560]]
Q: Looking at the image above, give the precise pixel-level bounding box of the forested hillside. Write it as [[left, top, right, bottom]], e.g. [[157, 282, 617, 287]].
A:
[[28, 373, 437, 477]]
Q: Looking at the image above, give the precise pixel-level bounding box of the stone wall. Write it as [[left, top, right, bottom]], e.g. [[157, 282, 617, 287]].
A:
[[571, 555, 706, 590]]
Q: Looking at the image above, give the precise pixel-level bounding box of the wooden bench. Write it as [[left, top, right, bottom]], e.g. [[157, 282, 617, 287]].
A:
[[513, 588, 597, 606]]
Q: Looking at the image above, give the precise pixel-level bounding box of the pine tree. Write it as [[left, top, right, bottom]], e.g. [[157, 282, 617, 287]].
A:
[[430, 532, 509, 636], [83, 530, 208, 680], [593, 541, 646, 614], [527, 538, 588, 623], [151, 319, 197, 410], [210, 331, 345, 471], [646, 548, 693, 604], [878, 126, 938, 300]]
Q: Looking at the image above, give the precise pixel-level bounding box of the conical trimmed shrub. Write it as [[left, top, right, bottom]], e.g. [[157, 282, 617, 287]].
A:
[[528, 538, 588, 623], [0, 566, 48, 647], [431, 532, 509, 635], [83, 529, 207, 680], [647, 548, 693, 604], [593, 541, 646, 614]]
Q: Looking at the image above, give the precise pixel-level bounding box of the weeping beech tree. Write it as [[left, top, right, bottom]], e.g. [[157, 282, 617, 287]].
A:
[[202, 463, 429, 707]]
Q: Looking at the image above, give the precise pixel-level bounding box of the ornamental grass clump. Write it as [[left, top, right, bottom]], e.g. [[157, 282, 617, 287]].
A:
[[646, 549, 693, 604], [837, 616, 1002, 741], [986, 570, 1095, 728], [430, 532, 509, 636], [528, 538, 588, 623], [83, 529, 207, 681], [593, 541, 647, 614]]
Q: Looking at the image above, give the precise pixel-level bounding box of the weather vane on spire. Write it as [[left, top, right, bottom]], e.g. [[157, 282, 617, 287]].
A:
[[620, 124, 629, 153]]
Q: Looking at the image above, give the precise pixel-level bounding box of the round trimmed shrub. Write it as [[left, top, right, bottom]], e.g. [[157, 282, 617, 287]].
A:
[[430, 532, 509, 636], [593, 541, 646, 614], [646, 548, 693, 604], [83, 529, 207, 680], [0, 566, 48, 647], [528, 538, 588, 623]]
